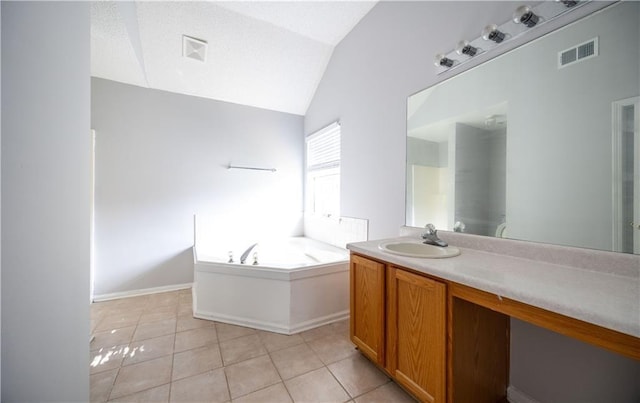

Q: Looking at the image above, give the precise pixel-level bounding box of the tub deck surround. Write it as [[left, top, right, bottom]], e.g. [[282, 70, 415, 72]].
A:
[[194, 237, 350, 335], [347, 233, 640, 356]]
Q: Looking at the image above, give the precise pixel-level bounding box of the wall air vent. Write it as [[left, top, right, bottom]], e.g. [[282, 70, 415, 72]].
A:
[[558, 37, 598, 69], [183, 35, 207, 62]]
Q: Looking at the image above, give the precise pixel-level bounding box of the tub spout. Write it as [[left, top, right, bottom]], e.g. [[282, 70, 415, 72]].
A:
[[240, 243, 258, 264]]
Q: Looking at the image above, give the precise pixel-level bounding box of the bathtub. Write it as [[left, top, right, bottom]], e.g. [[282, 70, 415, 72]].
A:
[[193, 237, 350, 334]]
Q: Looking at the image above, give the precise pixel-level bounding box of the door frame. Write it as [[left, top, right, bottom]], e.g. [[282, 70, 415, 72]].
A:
[[611, 97, 639, 253], [90, 129, 96, 302]]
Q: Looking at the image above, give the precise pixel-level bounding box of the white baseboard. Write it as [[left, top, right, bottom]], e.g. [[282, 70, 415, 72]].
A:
[[288, 311, 350, 334], [92, 283, 193, 302], [507, 386, 541, 403], [193, 308, 349, 335]]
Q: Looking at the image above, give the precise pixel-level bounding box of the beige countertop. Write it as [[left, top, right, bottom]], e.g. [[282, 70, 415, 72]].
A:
[[347, 234, 640, 339]]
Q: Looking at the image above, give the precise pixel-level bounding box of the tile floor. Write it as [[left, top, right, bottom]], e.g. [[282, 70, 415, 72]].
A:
[[90, 289, 416, 402]]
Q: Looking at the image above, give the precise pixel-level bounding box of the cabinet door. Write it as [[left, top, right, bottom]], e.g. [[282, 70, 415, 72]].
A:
[[350, 254, 386, 365], [387, 266, 446, 403]]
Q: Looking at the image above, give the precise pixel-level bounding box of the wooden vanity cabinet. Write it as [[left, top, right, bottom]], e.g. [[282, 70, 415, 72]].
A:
[[350, 254, 386, 365], [350, 254, 447, 402], [387, 265, 446, 403]]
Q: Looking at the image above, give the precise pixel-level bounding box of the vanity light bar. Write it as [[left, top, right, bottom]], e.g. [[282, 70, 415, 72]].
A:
[[434, 0, 589, 74]]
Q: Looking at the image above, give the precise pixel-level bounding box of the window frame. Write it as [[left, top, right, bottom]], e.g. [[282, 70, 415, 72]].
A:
[[305, 122, 341, 217]]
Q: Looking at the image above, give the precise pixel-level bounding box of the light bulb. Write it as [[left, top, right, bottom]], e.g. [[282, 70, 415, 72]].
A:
[[434, 54, 454, 68], [481, 24, 505, 43], [513, 5, 539, 27], [455, 40, 478, 57]]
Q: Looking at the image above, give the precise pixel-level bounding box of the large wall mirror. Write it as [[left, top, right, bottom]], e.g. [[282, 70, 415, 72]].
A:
[[406, 1, 639, 254]]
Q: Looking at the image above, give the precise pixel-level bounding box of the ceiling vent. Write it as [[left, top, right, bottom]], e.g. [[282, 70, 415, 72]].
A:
[[183, 35, 207, 62], [558, 37, 598, 69]]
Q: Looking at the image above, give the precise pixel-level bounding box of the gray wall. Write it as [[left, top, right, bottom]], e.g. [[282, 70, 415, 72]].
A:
[[1, 2, 90, 401], [511, 319, 640, 402], [306, 1, 638, 401], [91, 78, 304, 297]]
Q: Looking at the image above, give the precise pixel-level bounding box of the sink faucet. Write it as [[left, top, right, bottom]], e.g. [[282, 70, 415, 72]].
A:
[[421, 224, 448, 247], [240, 243, 258, 264]]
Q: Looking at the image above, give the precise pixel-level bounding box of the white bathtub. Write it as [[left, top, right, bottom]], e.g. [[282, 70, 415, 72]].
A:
[[193, 237, 350, 334]]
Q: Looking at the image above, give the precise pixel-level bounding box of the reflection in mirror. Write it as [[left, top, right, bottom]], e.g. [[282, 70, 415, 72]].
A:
[[407, 104, 507, 237], [406, 2, 640, 254]]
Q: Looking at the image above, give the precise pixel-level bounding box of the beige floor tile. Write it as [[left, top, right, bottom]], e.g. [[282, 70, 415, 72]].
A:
[[133, 318, 177, 341], [177, 302, 193, 316], [95, 296, 149, 313], [95, 311, 142, 332], [108, 383, 170, 403], [232, 382, 292, 403], [109, 355, 172, 400], [91, 345, 129, 375], [90, 368, 118, 403], [89, 291, 367, 403], [285, 367, 350, 403], [225, 355, 281, 399], [216, 322, 256, 342], [220, 334, 267, 365], [91, 326, 136, 350], [300, 323, 336, 342], [328, 354, 389, 398], [174, 327, 218, 353], [90, 307, 109, 332], [354, 382, 417, 403], [169, 368, 230, 403], [172, 345, 223, 381], [139, 306, 178, 324], [331, 320, 350, 338], [176, 314, 215, 333], [307, 333, 359, 365], [258, 330, 304, 352], [178, 292, 192, 305], [91, 317, 101, 334], [270, 343, 324, 380], [111, 295, 151, 308], [91, 302, 110, 315], [123, 334, 175, 366], [145, 291, 180, 308]]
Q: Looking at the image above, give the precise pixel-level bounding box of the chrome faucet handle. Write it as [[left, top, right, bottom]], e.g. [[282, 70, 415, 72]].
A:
[[424, 223, 437, 235], [421, 224, 448, 247]]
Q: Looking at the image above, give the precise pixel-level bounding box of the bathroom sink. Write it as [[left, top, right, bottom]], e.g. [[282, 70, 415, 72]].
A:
[[378, 241, 460, 258]]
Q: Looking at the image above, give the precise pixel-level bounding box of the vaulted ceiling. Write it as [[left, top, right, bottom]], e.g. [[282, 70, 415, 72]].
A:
[[91, 1, 377, 115]]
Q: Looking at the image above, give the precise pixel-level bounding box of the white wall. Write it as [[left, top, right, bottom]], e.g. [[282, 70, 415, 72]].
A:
[[1, 2, 90, 401], [306, 1, 638, 401], [91, 78, 304, 297], [0, 2, 3, 392]]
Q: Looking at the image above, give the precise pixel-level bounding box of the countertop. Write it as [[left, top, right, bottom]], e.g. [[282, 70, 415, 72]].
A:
[[347, 236, 640, 339]]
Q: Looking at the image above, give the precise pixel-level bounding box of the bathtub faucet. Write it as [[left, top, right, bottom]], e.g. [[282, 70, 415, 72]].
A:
[[240, 243, 258, 264]]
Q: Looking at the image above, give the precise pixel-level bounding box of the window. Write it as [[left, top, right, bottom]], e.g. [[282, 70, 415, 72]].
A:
[[306, 122, 340, 217]]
